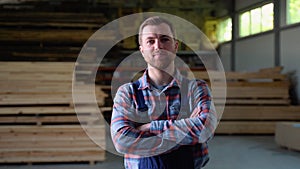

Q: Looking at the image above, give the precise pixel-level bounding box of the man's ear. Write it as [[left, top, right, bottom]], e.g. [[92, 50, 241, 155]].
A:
[[139, 46, 144, 56], [174, 40, 179, 52]]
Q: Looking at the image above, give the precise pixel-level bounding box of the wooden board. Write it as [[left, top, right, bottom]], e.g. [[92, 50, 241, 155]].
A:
[[0, 21, 101, 30], [215, 98, 290, 105], [0, 125, 105, 140], [220, 106, 300, 120], [0, 150, 105, 163], [215, 121, 276, 134], [0, 29, 115, 43], [0, 62, 75, 73], [0, 12, 107, 24], [0, 106, 111, 115], [213, 86, 289, 99]]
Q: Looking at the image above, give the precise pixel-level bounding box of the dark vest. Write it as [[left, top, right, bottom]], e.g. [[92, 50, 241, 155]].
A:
[[133, 79, 194, 169]]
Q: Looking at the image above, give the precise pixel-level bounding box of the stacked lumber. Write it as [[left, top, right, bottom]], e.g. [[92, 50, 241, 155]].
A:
[[191, 67, 300, 134], [95, 66, 300, 134], [0, 12, 112, 61], [0, 62, 108, 164]]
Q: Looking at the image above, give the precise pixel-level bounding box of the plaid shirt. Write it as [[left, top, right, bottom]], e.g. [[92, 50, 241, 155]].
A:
[[111, 69, 217, 169]]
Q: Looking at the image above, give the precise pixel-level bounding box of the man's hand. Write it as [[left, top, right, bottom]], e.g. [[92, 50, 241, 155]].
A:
[[137, 123, 151, 132]]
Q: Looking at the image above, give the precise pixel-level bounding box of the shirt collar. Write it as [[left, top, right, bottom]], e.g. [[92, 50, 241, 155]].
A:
[[137, 69, 184, 90]]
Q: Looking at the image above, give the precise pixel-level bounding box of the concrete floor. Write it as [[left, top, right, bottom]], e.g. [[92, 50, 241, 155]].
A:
[[206, 136, 300, 169], [1, 136, 300, 169]]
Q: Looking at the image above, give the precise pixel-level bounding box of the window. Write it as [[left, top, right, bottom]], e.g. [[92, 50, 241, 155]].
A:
[[217, 17, 232, 43], [239, 3, 274, 37], [287, 0, 300, 25], [240, 12, 250, 37], [261, 3, 274, 31]]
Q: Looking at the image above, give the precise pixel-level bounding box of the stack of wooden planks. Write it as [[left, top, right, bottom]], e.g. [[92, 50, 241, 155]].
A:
[[191, 67, 300, 134], [96, 66, 300, 134], [0, 62, 108, 164], [0, 12, 112, 61]]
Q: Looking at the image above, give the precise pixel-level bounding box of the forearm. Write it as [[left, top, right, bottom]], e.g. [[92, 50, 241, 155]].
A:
[[149, 105, 218, 145], [110, 84, 161, 155], [111, 120, 181, 156], [111, 122, 154, 154], [111, 106, 178, 156]]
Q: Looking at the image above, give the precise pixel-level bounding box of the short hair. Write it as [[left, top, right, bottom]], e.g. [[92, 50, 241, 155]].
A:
[[138, 16, 176, 45]]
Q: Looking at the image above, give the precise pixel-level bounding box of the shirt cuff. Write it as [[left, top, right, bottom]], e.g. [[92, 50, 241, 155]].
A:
[[150, 120, 164, 134]]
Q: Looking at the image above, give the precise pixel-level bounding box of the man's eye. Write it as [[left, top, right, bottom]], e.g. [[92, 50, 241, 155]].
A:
[[147, 40, 155, 44], [161, 38, 170, 43]]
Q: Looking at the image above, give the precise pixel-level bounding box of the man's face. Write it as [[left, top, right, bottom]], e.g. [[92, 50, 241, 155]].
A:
[[139, 23, 178, 70]]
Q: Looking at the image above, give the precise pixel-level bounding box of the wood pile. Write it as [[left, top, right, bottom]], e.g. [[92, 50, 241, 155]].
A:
[[95, 66, 300, 134], [0, 12, 112, 61], [0, 62, 108, 164], [191, 67, 300, 134]]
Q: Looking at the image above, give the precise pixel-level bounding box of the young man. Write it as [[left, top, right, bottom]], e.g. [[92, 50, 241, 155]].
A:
[[111, 16, 217, 169]]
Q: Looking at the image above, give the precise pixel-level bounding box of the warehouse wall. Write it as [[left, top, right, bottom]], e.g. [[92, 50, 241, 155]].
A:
[[235, 0, 263, 10], [218, 0, 300, 104], [234, 0, 275, 72], [235, 34, 275, 72], [219, 43, 231, 72], [281, 26, 300, 104]]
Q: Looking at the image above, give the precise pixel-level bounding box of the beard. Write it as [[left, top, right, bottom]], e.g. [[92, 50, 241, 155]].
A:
[[145, 50, 176, 70]]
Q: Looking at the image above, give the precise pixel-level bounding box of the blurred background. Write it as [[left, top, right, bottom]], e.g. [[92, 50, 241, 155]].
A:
[[0, 0, 300, 168]]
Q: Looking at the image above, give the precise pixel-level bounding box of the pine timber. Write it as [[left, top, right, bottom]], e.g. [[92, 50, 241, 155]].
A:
[[0, 62, 108, 164], [195, 67, 300, 134]]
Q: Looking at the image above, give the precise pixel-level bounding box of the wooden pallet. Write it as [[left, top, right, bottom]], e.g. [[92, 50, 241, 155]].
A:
[[0, 62, 108, 164]]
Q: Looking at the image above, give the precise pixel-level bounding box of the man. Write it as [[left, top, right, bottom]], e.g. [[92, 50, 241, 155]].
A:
[[111, 16, 217, 169]]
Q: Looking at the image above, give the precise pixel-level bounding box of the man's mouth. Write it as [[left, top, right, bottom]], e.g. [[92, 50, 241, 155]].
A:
[[153, 51, 167, 57]]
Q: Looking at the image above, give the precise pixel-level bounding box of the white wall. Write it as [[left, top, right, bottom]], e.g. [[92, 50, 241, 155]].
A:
[[281, 26, 300, 104], [217, 0, 300, 104], [235, 34, 275, 72], [219, 43, 231, 71]]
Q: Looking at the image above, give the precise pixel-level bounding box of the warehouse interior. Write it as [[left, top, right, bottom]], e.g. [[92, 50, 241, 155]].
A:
[[0, 0, 300, 168]]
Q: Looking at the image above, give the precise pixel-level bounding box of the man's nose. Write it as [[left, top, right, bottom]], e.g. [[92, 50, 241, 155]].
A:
[[154, 39, 162, 49]]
